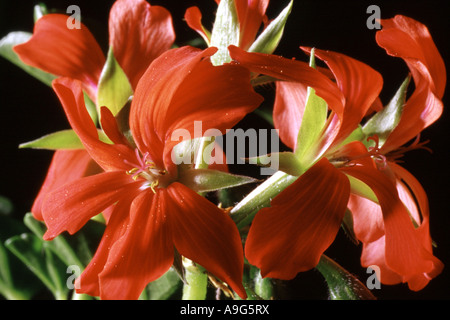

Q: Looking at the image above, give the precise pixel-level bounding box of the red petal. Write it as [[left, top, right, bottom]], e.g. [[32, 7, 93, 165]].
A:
[[130, 47, 262, 173], [77, 192, 139, 297], [97, 189, 174, 300], [376, 15, 446, 152], [99, 107, 131, 146], [167, 183, 246, 299], [41, 171, 140, 240], [341, 164, 441, 282], [273, 81, 308, 150], [14, 14, 105, 100], [245, 158, 350, 279], [52, 77, 136, 171], [348, 194, 384, 243], [302, 47, 383, 149], [109, 0, 175, 90], [376, 15, 446, 98], [229, 46, 345, 117], [235, 0, 269, 50], [31, 149, 100, 221], [184, 7, 210, 44]]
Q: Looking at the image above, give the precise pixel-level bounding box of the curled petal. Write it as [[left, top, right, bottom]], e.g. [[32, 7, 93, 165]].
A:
[[302, 47, 383, 149], [184, 6, 210, 44], [109, 0, 175, 89], [53, 77, 136, 171], [376, 15, 446, 152], [245, 158, 350, 279], [167, 183, 246, 299], [376, 15, 446, 97], [14, 14, 105, 100], [341, 164, 442, 287]]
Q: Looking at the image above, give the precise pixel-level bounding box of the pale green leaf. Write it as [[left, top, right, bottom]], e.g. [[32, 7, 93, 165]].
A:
[[210, 0, 240, 65], [96, 47, 133, 117], [363, 76, 410, 146], [295, 49, 328, 165], [19, 129, 84, 150], [248, 0, 293, 54], [178, 168, 259, 193], [19, 129, 113, 150]]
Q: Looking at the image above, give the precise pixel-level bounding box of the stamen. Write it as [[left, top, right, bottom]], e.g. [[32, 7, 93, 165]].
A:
[[123, 149, 158, 181]]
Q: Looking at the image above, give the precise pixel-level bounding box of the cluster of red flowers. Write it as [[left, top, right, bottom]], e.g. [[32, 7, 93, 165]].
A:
[[12, 0, 445, 299]]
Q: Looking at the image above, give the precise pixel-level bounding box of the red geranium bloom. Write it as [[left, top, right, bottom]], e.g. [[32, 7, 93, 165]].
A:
[[185, 0, 269, 50], [16, 0, 175, 221], [229, 14, 444, 290], [41, 46, 263, 299], [347, 15, 446, 290]]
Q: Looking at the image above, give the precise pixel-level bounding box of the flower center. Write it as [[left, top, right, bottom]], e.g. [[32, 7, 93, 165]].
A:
[[124, 149, 168, 192]]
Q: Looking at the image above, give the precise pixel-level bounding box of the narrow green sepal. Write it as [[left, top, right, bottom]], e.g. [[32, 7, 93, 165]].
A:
[[19, 129, 112, 150], [96, 47, 133, 117], [209, 0, 240, 65], [295, 49, 328, 167], [19, 129, 84, 150], [346, 174, 378, 204], [362, 75, 411, 146], [178, 168, 259, 194], [248, 0, 293, 54], [316, 255, 376, 300], [34, 3, 48, 22], [0, 32, 57, 86], [246, 151, 304, 176]]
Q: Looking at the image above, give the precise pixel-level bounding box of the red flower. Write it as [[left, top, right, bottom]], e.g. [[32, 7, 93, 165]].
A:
[[16, 0, 175, 221], [347, 15, 446, 290], [14, 0, 175, 100], [185, 0, 269, 50], [41, 46, 263, 299], [229, 14, 444, 290]]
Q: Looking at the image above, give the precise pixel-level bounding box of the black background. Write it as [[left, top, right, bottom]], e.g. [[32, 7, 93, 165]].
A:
[[0, 0, 449, 300]]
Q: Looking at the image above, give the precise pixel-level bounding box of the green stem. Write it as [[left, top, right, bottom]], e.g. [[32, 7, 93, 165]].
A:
[[315, 255, 376, 300], [230, 171, 297, 229], [182, 258, 208, 300]]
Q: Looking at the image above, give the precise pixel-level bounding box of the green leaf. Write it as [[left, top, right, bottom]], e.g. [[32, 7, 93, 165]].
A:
[[210, 0, 240, 65], [178, 168, 259, 193], [248, 0, 293, 54], [0, 195, 13, 216], [0, 214, 42, 299], [0, 31, 57, 86], [142, 267, 182, 300], [19, 129, 84, 150], [295, 49, 328, 166], [316, 255, 376, 300], [23, 213, 84, 268], [96, 47, 133, 117], [362, 75, 411, 147], [5, 233, 69, 300], [19, 129, 113, 150]]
